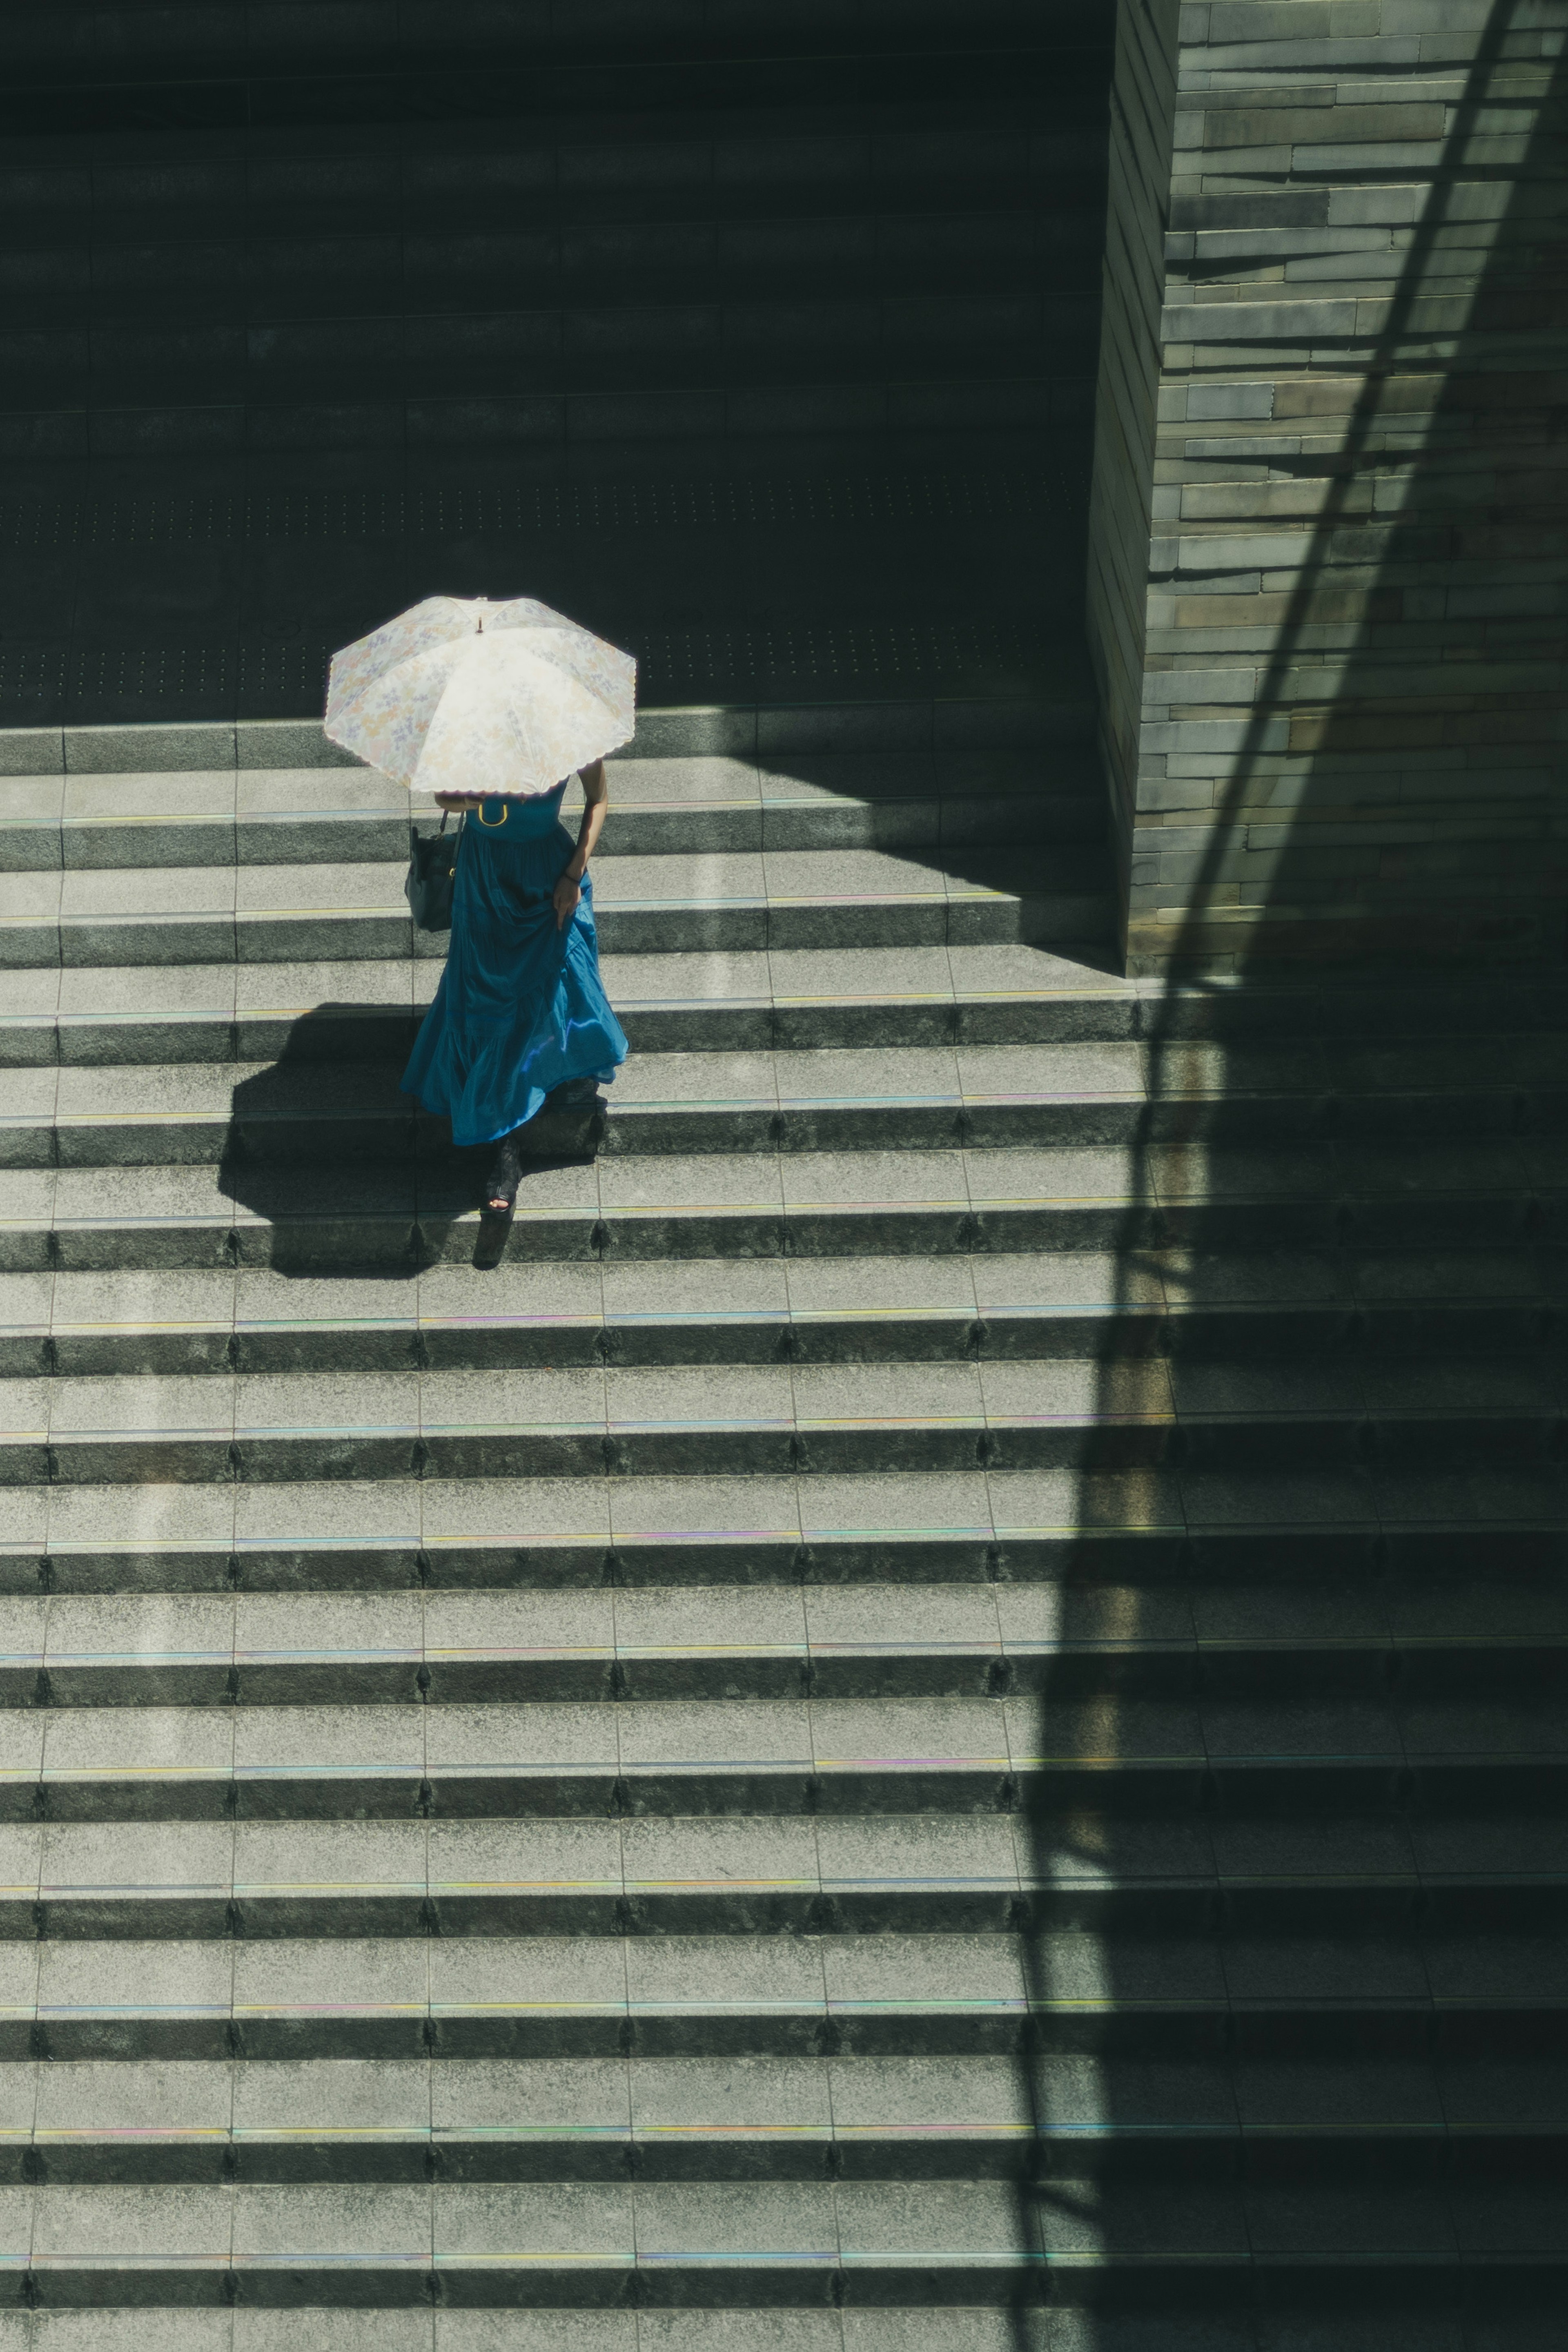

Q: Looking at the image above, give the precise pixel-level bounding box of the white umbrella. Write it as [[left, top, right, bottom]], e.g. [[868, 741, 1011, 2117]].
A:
[[324, 594, 636, 796]]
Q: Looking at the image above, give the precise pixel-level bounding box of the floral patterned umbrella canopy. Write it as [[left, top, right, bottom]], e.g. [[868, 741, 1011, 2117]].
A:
[[325, 595, 637, 796]]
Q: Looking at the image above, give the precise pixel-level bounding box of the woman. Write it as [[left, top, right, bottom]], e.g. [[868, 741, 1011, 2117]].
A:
[[401, 758, 627, 1216]]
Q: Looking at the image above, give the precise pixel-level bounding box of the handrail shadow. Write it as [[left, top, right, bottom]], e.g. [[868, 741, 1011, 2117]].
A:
[[1012, 3, 1566, 2340]]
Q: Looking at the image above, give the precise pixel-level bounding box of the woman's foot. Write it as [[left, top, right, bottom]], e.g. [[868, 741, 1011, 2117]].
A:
[[547, 1076, 600, 1111], [483, 1132, 523, 1214], [474, 1133, 523, 1269]]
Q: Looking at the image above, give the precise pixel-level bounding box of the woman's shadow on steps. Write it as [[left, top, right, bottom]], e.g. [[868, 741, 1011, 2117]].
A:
[[221, 1003, 605, 1277]]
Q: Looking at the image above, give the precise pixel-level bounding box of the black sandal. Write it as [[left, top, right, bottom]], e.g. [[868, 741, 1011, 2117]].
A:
[[474, 1134, 523, 1270], [482, 1132, 523, 1214]]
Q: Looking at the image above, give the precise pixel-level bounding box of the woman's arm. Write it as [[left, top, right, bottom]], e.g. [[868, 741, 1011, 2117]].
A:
[[553, 760, 608, 930]]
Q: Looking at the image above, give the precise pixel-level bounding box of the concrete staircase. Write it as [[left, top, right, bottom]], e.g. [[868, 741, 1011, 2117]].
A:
[[0, 712, 1566, 2342]]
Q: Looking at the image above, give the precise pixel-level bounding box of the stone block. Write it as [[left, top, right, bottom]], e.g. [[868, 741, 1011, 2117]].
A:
[[1207, 2, 1337, 36], [1160, 298, 1358, 343], [1172, 534, 1308, 575], [1204, 102, 1445, 147], [630, 709, 759, 760], [237, 722, 365, 771], [1141, 666, 1260, 707], [1143, 717, 1290, 754], [1296, 138, 1446, 169], [1186, 383, 1274, 420], [1206, 33, 1424, 68], [0, 731, 63, 777], [1379, 0, 1496, 27], [1190, 143, 1313, 189], [64, 726, 237, 775]]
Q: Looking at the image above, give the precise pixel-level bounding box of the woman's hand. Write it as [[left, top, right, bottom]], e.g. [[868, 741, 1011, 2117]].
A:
[[434, 791, 477, 812], [554, 765, 607, 928]]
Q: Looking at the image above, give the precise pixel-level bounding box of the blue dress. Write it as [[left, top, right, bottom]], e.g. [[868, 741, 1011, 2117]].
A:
[[401, 782, 628, 1147]]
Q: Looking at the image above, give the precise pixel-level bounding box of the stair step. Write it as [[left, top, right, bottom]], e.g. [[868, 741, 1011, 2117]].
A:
[[0, 2048, 1555, 2185], [3, 1579, 1564, 1698], [7, 1045, 1568, 1169], [4, 1142, 1561, 1278], [8, 216, 1107, 332], [0, 946, 1139, 1065], [7, 298, 1095, 391], [2, 1253, 1555, 1376], [0, 850, 1115, 968], [0, 753, 1106, 874], [8, 1465, 1565, 1594], [0, 1688, 1560, 1813], [15, 1929, 1567, 2062], [9, 960, 1568, 1068], [0, 1805, 1557, 1940], [4, 0, 1114, 74], [5, 1349, 1565, 1480], [8, 2176, 1564, 2314]]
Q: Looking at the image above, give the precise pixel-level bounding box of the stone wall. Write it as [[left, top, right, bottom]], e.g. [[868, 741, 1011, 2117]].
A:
[[1088, 0, 1183, 934], [1086, 0, 1568, 973]]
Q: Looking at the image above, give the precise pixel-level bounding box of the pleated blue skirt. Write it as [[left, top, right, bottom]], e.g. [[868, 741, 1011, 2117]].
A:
[[401, 792, 628, 1148]]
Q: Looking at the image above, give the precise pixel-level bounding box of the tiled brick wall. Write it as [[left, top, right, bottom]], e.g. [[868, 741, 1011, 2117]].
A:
[[1087, 0, 1567, 973]]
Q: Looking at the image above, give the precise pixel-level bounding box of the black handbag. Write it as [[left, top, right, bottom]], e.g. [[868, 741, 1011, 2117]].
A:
[[406, 809, 463, 932]]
